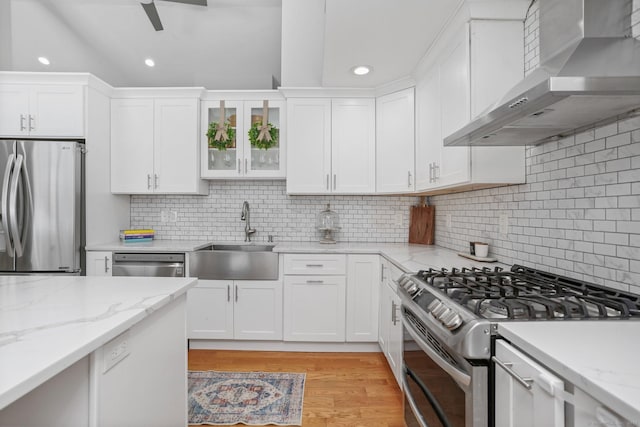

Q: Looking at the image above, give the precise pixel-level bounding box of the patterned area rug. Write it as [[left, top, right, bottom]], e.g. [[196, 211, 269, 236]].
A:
[[188, 371, 306, 426]]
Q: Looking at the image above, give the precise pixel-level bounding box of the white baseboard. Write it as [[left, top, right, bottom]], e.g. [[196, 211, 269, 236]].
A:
[[188, 339, 383, 353]]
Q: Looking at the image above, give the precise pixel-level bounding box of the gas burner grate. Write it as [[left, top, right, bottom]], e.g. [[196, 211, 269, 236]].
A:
[[415, 264, 640, 320]]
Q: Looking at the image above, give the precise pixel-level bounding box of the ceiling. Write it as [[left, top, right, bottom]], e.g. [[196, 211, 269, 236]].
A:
[[0, 0, 462, 89]]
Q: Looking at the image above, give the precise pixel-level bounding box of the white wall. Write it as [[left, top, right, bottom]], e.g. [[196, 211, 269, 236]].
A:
[[280, 0, 325, 87]]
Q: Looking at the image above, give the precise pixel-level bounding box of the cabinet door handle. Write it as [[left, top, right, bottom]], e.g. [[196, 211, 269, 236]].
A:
[[408, 171, 413, 187], [147, 174, 152, 190], [237, 159, 241, 173], [429, 163, 433, 183], [492, 356, 534, 390], [306, 280, 324, 284], [104, 256, 110, 273], [245, 158, 248, 174], [333, 174, 337, 190], [154, 174, 159, 189], [326, 174, 329, 190], [28, 115, 35, 131], [306, 264, 324, 268], [227, 284, 230, 302], [391, 300, 399, 325], [381, 264, 386, 281], [235, 284, 238, 302], [19, 114, 26, 131], [435, 163, 440, 181]]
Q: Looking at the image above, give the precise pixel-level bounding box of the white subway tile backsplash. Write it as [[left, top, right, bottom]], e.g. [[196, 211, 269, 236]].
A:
[[131, 181, 418, 243], [433, 114, 640, 293]]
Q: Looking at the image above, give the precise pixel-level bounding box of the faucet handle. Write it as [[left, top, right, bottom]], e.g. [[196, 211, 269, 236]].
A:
[[268, 235, 274, 243]]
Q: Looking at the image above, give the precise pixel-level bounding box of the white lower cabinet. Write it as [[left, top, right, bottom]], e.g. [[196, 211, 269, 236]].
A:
[[283, 253, 379, 343], [85, 251, 112, 276], [573, 387, 631, 427], [283, 274, 346, 342], [494, 340, 564, 427], [378, 259, 403, 387], [346, 254, 380, 342], [187, 279, 283, 340]]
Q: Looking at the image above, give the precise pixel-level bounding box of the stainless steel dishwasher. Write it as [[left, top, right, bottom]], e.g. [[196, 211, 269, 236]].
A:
[[111, 253, 185, 277]]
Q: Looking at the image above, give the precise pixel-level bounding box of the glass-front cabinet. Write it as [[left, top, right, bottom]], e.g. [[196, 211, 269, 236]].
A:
[[201, 96, 286, 179]]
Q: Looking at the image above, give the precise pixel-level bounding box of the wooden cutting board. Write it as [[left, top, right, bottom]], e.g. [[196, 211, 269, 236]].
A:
[[408, 205, 435, 245]]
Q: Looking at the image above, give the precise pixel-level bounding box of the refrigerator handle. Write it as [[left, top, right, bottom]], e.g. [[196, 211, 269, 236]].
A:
[[1, 153, 15, 257], [9, 154, 24, 257]]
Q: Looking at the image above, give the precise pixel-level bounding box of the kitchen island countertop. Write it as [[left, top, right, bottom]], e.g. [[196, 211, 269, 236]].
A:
[[0, 275, 197, 410]]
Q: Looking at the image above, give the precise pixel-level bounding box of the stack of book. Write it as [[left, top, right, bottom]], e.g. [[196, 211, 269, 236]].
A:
[[119, 229, 155, 243]]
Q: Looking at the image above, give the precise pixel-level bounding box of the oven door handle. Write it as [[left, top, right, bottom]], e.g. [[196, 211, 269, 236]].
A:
[[403, 365, 453, 427], [402, 316, 471, 387], [401, 369, 429, 427]]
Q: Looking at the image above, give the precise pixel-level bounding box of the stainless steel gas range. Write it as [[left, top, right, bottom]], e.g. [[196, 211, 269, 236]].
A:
[[398, 264, 640, 427]]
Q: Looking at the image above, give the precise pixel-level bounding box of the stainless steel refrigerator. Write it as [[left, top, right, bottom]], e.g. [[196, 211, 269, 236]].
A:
[[0, 139, 84, 274]]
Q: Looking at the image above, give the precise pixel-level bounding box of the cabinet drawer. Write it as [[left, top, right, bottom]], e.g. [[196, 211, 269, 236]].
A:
[[283, 254, 346, 275]]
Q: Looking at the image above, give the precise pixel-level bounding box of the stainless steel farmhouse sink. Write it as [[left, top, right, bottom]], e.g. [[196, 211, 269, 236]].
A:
[[189, 244, 278, 280], [205, 244, 275, 252]]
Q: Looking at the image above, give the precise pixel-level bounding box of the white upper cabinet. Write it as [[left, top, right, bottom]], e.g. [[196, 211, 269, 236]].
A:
[[332, 99, 376, 193], [111, 94, 207, 195], [0, 84, 84, 138], [286, 97, 375, 195], [415, 18, 526, 193], [376, 88, 415, 194], [201, 95, 286, 179], [286, 98, 332, 193]]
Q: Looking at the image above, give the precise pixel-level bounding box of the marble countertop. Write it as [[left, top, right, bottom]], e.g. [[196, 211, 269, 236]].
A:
[[273, 242, 508, 272], [86, 239, 213, 252], [86, 239, 508, 272], [498, 322, 640, 423], [0, 275, 197, 410]]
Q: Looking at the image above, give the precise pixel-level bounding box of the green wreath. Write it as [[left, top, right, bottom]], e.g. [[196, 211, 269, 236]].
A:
[[248, 121, 279, 150], [207, 121, 236, 150]]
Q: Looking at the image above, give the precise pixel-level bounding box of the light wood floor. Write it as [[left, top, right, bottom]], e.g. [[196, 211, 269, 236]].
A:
[[188, 350, 404, 427]]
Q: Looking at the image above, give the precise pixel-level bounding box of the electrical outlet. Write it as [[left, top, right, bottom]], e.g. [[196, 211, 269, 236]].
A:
[[499, 213, 509, 235], [446, 214, 452, 230], [161, 210, 178, 222], [102, 330, 130, 373]]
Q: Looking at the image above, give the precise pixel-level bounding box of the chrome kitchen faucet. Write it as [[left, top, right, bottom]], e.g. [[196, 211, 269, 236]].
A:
[[241, 201, 256, 242]]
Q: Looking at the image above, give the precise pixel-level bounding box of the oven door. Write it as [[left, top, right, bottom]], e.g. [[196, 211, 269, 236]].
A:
[[402, 308, 488, 427]]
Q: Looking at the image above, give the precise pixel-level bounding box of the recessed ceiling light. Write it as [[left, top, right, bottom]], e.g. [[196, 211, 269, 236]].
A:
[[351, 65, 372, 76], [145, 58, 155, 67], [38, 57, 50, 66]]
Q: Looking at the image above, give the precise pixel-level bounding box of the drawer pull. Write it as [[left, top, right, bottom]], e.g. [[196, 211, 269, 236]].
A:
[[306, 280, 324, 284], [306, 264, 324, 267]]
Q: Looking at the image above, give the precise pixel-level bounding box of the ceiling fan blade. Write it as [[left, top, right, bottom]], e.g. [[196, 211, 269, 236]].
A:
[[160, 0, 207, 6], [141, 1, 164, 31]]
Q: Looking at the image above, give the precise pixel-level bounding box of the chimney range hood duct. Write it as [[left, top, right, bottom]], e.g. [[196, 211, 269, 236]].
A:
[[444, 0, 640, 147]]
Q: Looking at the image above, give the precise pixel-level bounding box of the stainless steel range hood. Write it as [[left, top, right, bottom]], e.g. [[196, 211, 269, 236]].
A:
[[444, 0, 640, 147]]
